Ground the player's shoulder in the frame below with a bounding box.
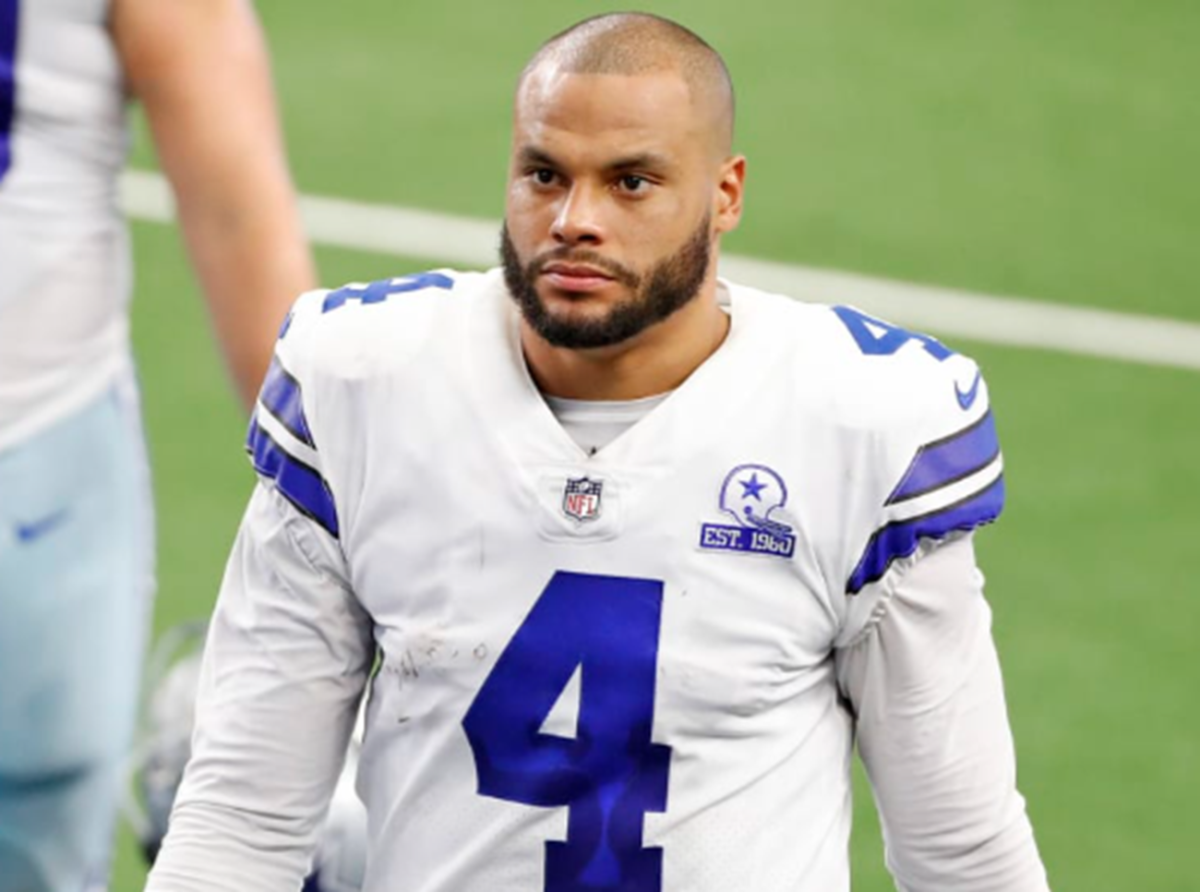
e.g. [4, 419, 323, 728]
[729, 284, 1004, 607]
[825, 302, 990, 438]
[731, 282, 991, 437]
[247, 268, 495, 538]
[277, 268, 493, 380]
[805, 303, 1001, 599]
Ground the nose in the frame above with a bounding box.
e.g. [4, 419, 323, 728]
[550, 183, 604, 246]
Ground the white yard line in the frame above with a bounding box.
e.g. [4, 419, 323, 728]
[122, 170, 1200, 372]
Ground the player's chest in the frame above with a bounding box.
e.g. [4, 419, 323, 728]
[341, 417, 841, 736]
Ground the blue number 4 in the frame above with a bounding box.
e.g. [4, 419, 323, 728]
[833, 305, 954, 361]
[1, 0, 19, 182]
[321, 271, 453, 313]
[462, 572, 672, 892]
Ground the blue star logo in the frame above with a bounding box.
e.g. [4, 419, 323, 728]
[740, 473, 768, 501]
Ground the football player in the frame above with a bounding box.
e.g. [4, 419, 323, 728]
[148, 13, 1050, 892]
[0, 0, 314, 888]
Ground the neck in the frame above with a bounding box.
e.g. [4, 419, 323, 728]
[520, 278, 730, 400]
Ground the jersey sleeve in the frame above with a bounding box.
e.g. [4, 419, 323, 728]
[244, 289, 342, 539]
[830, 309, 1005, 646]
[836, 537, 1050, 891]
[849, 372, 1002, 595]
[818, 310, 1047, 887]
[148, 291, 374, 890]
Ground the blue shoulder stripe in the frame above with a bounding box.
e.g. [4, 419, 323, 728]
[258, 357, 314, 447]
[246, 418, 339, 537]
[0, 0, 17, 180]
[848, 474, 1005, 594]
[887, 410, 999, 505]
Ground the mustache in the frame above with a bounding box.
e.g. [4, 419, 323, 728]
[529, 247, 640, 289]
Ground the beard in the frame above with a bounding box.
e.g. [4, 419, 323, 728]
[500, 214, 713, 350]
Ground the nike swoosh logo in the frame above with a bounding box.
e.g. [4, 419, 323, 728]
[955, 370, 983, 410]
[15, 508, 69, 543]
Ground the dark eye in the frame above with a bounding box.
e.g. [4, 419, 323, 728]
[618, 175, 648, 193]
[531, 168, 557, 186]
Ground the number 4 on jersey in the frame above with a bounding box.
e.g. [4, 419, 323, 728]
[833, 305, 954, 361]
[462, 572, 671, 892]
[321, 271, 453, 313]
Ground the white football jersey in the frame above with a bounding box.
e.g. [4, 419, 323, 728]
[0, 0, 131, 449]
[161, 268, 1011, 892]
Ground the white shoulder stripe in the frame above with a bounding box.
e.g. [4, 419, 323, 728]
[254, 403, 320, 469]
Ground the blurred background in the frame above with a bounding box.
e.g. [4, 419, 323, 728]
[117, 1, 1199, 888]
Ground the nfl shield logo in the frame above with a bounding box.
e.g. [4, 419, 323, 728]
[562, 476, 604, 522]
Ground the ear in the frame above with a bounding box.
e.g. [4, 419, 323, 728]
[713, 155, 746, 235]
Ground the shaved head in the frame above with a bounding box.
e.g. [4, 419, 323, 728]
[503, 14, 746, 377]
[519, 13, 735, 156]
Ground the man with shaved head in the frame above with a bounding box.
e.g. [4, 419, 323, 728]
[148, 13, 1050, 892]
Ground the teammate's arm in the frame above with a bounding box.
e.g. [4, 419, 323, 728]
[837, 536, 1051, 891]
[111, 0, 315, 409]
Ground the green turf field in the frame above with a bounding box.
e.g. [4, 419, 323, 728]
[113, 1, 1199, 889]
